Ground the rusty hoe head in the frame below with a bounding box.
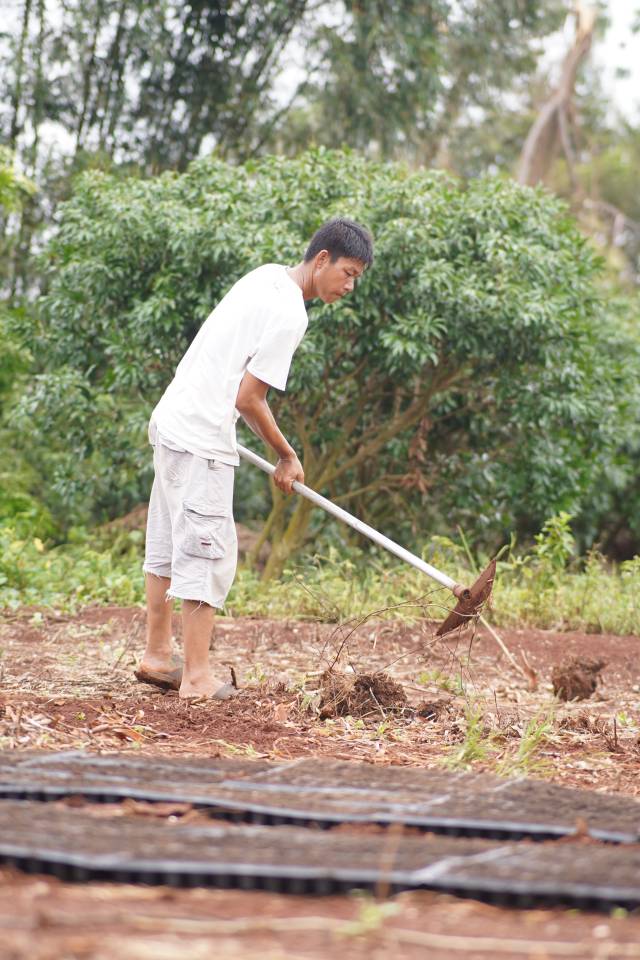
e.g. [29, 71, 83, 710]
[436, 558, 497, 638]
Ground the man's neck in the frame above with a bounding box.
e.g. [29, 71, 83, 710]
[286, 261, 316, 300]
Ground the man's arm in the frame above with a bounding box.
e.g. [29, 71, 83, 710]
[235, 371, 304, 494]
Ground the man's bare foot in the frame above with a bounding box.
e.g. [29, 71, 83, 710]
[135, 652, 183, 691]
[138, 652, 176, 675]
[179, 670, 236, 700]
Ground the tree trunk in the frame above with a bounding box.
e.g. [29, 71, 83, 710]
[261, 495, 315, 581]
[144, 5, 199, 170]
[517, 3, 596, 187]
[245, 484, 287, 568]
[105, 4, 141, 155]
[9, 0, 33, 148]
[97, 0, 128, 153]
[75, 0, 104, 152]
[257, 378, 454, 580]
[10, 0, 45, 298]
[27, 0, 46, 175]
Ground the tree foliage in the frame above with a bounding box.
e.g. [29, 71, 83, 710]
[0, 148, 51, 537]
[10, 150, 638, 569]
[1, 0, 308, 169]
[0, 147, 35, 210]
[0, 0, 309, 294]
[272, 0, 566, 164]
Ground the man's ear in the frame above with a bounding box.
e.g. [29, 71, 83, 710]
[314, 249, 330, 269]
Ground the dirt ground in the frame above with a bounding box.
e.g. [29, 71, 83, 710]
[1, 604, 640, 958]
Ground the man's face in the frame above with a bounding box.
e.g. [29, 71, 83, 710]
[313, 252, 366, 303]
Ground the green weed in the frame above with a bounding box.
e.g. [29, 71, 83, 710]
[208, 739, 263, 759]
[0, 525, 144, 611]
[339, 894, 400, 937]
[374, 720, 391, 738]
[1, 514, 639, 636]
[418, 668, 461, 694]
[446, 703, 499, 770]
[495, 712, 554, 777]
[244, 663, 268, 685]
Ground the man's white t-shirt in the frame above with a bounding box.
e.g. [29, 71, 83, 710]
[150, 264, 308, 465]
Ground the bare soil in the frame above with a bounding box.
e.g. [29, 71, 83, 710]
[1, 604, 640, 958]
[5, 867, 640, 960]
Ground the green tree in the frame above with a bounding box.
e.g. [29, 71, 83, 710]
[1, 0, 309, 169]
[0, 146, 36, 293]
[0, 147, 35, 210]
[0, 0, 309, 295]
[11, 150, 638, 569]
[0, 149, 53, 538]
[0, 147, 36, 399]
[273, 0, 566, 164]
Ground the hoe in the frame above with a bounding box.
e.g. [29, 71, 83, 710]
[238, 445, 495, 637]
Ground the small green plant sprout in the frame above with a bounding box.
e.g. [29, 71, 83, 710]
[373, 720, 390, 739]
[620, 555, 640, 623]
[496, 711, 554, 777]
[446, 703, 498, 769]
[289, 671, 312, 693]
[418, 668, 457, 693]
[244, 663, 267, 685]
[610, 907, 628, 920]
[615, 711, 634, 730]
[534, 512, 575, 571]
[339, 892, 400, 937]
[298, 690, 318, 714]
[339, 717, 365, 737]
[208, 739, 262, 759]
[620, 555, 640, 579]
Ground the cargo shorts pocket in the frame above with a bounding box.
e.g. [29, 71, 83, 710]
[183, 501, 227, 560]
[164, 447, 190, 487]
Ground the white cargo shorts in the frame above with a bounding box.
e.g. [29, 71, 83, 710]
[143, 429, 238, 609]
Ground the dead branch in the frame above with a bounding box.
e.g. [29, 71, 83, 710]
[517, 4, 597, 187]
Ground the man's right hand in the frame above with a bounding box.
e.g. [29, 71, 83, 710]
[274, 455, 304, 494]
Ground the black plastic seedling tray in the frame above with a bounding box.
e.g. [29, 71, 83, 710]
[1, 752, 638, 844]
[1, 800, 640, 910]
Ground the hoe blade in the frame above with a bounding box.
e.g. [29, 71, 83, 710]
[436, 558, 497, 638]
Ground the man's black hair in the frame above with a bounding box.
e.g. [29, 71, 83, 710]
[304, 217, 373, 266]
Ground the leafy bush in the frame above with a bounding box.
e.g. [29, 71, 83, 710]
[6, 149, 640, 566]
[0, 526, 144, 609]
[0, 311, 59, 540]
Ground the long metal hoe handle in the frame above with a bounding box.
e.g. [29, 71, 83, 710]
[237, 444, 459, 594]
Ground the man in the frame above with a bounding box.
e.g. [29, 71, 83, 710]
[136, 217, 374, 699]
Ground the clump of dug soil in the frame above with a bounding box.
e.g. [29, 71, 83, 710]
[319, 670, 408, 719]
[415, 698, 451, 721]
[551, 657, 606, 702]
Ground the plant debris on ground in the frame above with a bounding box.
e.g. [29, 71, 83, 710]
[1, 606, 638, 793]
[1, 604, 640, 958]
[318, 670, 408, 719]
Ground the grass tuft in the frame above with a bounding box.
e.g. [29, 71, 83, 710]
[446, 703, 499, 770]
[495, 712, 554, 777]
